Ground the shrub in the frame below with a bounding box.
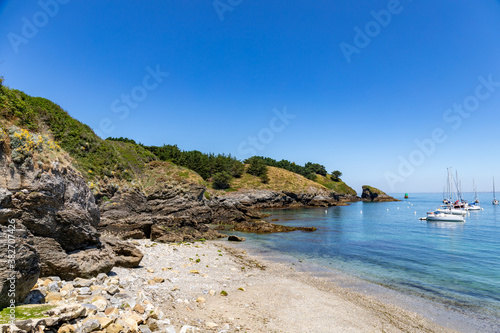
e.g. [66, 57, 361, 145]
[212, 171, 232, 189]
[331, 170, 342, 181]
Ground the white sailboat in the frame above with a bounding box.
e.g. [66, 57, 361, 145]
[468, 179, 482, 211]
[493, 177, 499, 205]
[473, 179, 480, 204]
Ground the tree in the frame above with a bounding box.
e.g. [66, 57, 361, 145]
[246, 156, 266, 176]
[212, 171, 232, 189]
[331, 170, 342, 181]
[305, 162, 327, 176]
[260, 171, 270, 184]
[246, 156, 269, 184]
[231, 160, 245, 178]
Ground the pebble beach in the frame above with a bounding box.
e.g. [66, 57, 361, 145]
[10, 238, 462, 333]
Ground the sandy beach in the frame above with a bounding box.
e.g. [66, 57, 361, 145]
[111, 239, 457, 333]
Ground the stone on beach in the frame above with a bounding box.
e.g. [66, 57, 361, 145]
[228, 235, 245, 242]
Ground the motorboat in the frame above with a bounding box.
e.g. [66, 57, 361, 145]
[426, 211, 465, 222]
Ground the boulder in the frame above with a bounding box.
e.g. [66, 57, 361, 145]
[228, 235, 245, 242]
[101, 237, 144, 268]
[34, 237, 114, 280]
[0, 224, 40, 308]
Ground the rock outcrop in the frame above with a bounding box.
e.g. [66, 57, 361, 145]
[0, 223, 40, 309]
[98, 185, 346, 240]
[0, 137, 143, 302]
[361, 185, 399, 202]
[0, 157, 115, 279]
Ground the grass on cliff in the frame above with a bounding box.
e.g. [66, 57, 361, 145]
[0, 304, 55, 324]
[140, 161, 205, 195]
[0, 85, 156, 182]
[315, 175, 357, 195]
[211, 166, 328, 194]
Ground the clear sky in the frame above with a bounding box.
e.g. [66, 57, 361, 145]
[1, 0, 500, 194]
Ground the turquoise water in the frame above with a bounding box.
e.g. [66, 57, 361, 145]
[230, 193, 500, 330]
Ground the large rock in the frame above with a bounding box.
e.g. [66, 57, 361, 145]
[99, 188, 153, 239]
[101, 237, 144, 268]
[0, 223, 40, 309]
[34, 237, 114, 280]
[361, 185, 399, 202]
[0, 147, 113, 283]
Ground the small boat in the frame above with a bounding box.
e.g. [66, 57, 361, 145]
[493, 177, 499, 205]
[426, 211, 465, 222]
[467, 204, 482, 211]
[472, 179, 479, 204]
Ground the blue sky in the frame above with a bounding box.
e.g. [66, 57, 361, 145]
[1, 0, 500, 194]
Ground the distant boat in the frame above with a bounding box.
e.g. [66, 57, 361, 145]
[493, 177, 499, 205]
[404, 193, 409, 199]
[473, 179, 480, 204]
[469, 179, 482, 211]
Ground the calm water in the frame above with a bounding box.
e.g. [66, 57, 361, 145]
[229, 193, 500, 331]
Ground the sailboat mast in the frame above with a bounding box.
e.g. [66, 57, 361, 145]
[494, 177, 496, 199]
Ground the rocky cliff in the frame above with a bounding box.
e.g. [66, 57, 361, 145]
[0, 126, 143, 308]
[98, 179, 358, 241]
[361, 185, 399, 202]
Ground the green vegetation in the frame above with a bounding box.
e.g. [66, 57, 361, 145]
[222, 165, 327, 193]
[120, 142, 245, 181]
[212, 171, 232, 189]
[0, 83, 356, 195]
[243, 156, 331, 181]
[362, 185, 386, 195]
[331, 170, 342, 181]
[0, 85, 156, 182]
[246, 156, 269, 184]
[0, 304, 55, 324]
[316, 174, 357, 195]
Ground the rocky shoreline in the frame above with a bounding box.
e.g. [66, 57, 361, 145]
[98, 185, 359, 242]
[1, 239, 457, 333]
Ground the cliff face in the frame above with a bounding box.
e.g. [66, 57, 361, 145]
[0, 127, 143, 308]
[361, 185, 399, 202]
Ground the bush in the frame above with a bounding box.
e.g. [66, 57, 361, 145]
[331, 170, 342, 181]
[212, 171, 232, 189]
[246, 157, 269, 184]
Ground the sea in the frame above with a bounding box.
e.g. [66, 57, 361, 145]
[226, 193, 500, 332]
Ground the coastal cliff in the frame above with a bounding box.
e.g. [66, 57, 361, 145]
[0, 125, 143, 307]
[0, 85, 361, 309]
[361, 185, 399, 202]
